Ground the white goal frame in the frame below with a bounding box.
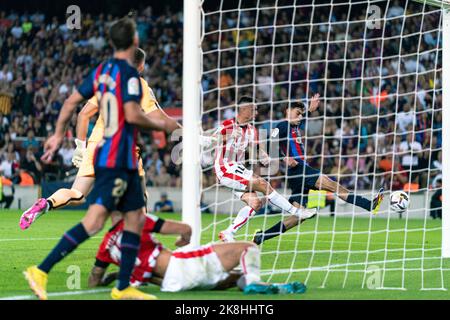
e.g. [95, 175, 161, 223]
[183, 0, 450, 255]
[182, 0, 202, 246]
[442, 7, 450, 258]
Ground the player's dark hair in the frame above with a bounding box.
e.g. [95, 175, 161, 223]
[134, 47, 146, 66]
[238, 96, 254, 105]
[284, 101, 306, 115]
[109, 17, 136, 51]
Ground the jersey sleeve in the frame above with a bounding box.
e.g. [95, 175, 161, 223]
[299, 120, 306, 131]
[276, 121, 289, 157]
[276, 121, 289, 139]
[122, 67, 142, 104]
[77, 67, 98, 100]
[140, 78, 159, 114]
[143, 214, 165, 233]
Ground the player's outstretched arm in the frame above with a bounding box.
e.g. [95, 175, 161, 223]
[55, 90, 86, 139]
[158, 220, 192, 247]
[258, 144, 271, 166]
[147, 107, 181, 133]
[88, 265, 112, 287]
[71, 100, 99, 167]
[76, 101, 98, 141]
[41, 90, 85, 162]
[124, 101, 167, 132]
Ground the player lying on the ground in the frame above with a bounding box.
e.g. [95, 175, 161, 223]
[216, 96, 317, 243]
[19, 47, 181, 230]
[253, 97, 384, 245]
[24, 17, 168, 300]
[88, 213, 306, 295]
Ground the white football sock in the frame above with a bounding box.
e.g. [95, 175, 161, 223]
[226, 206, 255, 234]
[240, 245, 261, 285]
[267, 190, 297, 215]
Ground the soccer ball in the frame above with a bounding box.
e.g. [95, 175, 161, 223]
[390, 191, 409, 213]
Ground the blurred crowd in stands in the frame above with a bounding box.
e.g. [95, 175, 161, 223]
[0, 6, 182, 186]
[0, 1, 443, 204]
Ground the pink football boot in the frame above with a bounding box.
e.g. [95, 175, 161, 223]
[19, 198, 48, 230]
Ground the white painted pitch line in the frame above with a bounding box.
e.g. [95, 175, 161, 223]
[0, 236, 103, 242]
[0, 288, 111, 300]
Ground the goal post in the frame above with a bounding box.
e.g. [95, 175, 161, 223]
[442, 7, 450, 258]
[413, 0, 450, 259]
[182, 0, 202, 246]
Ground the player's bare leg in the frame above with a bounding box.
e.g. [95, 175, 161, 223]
[20, 176, 95, 230]
[314, 174, 384, 214]
[81, 204, 110, 235]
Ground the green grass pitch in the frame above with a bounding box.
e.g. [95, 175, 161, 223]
[0, 210, 449, 300]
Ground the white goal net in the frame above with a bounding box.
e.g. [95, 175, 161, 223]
[196, 0, 449, 291]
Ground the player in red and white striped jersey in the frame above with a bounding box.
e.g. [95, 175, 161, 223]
[213, 96, 317, 242]
[89, 214, 306, 294]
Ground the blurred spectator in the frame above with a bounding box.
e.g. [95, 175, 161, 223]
[0, 178, 14, 209]
[152, 130, 167, 158]
[387, 0, 405, 18]
[10, 20, 23, 38]
[21, 146, 42, 183]
[0, 152, 20, 184]
[0, 80, 13, 114]
[58, 139, 74, 169]
[146, 152, 163, 174]
[399, 132, 422, 175]
[145, 165, 157, 187]
[396, 104, 415, 133]
[88, 30, 106, 51]
[154, 192, 174, 213]
[22, 129, 39, 149]
[0, 65, 13, 82]
[153, 166, 171, 187]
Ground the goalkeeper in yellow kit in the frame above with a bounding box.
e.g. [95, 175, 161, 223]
[19, 48, 181, 230]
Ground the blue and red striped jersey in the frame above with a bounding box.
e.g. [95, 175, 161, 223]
[77, 58, 142, 170]
[277, 120, 306, 162]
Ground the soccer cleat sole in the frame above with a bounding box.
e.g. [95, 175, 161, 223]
[23, 270, 47, 300]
